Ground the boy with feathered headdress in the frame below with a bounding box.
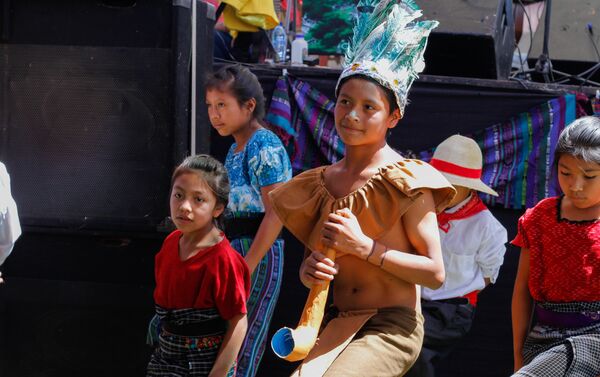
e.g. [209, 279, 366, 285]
[269, 1, 455, 375]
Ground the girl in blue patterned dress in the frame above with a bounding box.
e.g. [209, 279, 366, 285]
[205, 64, 292, 377]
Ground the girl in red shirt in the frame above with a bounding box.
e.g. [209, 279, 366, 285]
[147, 155, 250, 377]
[511, 116, 600, 377]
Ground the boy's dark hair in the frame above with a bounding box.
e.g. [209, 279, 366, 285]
[172, 154, 230, 225]
[205, 64, 266, 121]
[555, 116, 600, 165]
[336, 75, 399, 115]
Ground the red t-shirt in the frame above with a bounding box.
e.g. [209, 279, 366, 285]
[512, 197, 600, 302]
[154, 230, 250, 320]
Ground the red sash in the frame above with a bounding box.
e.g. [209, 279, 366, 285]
[437, 194, 487, 233]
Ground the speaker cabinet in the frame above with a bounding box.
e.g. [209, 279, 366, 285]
[0, 0, 214, 233]
[420, 0, 515, 80]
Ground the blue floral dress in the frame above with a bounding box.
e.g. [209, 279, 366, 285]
[225, 128, 292, 377]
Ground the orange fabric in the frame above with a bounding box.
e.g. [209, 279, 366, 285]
[269, 159, 456, 253]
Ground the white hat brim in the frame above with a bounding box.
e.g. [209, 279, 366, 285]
[441, 172, 498, 196]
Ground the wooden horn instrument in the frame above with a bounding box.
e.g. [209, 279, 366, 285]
[271, 247, 336, 361]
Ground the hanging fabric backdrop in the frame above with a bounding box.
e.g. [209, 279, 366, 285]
[265, 75, 577, 209]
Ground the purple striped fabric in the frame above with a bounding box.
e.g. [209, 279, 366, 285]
[264, 76, 577, 209]
[419, 94, 576, 209]
[265, 75, 344, 173]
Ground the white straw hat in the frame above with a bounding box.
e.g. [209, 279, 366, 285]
[430, 135, 498, 196]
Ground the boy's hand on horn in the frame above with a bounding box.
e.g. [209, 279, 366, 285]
[300, 250, 338, 287]
[322, 208, 372, 261]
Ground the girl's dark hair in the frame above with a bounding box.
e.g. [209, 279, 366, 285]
[172, 154, 230, 226]
[554, 116, 600, 165]
[336, 75, 399, 115]
[205, 64, 266, 120]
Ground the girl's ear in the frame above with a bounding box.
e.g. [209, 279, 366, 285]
[388, 108, 402, 129]
[244, 98, 257, 114]
[213, 202, 225, 219]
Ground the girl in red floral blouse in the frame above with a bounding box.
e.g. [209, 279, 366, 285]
[511, 116, 600, 377]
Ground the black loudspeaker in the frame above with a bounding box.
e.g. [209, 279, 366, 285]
[419, 0, 515, 80]
[0, 0, 214, 233]
[530, 0, 600, 63]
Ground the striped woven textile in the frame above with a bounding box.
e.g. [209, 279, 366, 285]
[265, 76, 578, 209]
[147, 307, 234, 377]
[417, 94, 576, 209]
[229, 236, 284, 377]
[266, 75, 344, 173]
[264, 75, 296, 141]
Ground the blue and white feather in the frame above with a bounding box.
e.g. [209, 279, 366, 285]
[337, 0, 438, 116]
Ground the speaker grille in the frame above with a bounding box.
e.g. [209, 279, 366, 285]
[1, 44, 172, 230]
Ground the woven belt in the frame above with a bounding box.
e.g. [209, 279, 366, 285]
[535, 305, 600, 328]
[162, 317, 227, 336]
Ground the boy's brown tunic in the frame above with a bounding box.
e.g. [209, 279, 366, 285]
[269, 159, 455, 376]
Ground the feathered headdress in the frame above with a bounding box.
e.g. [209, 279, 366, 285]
[336, 0, 438, 116]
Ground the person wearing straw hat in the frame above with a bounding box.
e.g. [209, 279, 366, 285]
[405, 135, 507, 377]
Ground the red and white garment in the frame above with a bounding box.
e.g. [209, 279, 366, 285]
[422, 193, 507, 302]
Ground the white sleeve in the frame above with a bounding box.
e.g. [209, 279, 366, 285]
[475, 214, 507, 284]
[0, 163, 21, 266]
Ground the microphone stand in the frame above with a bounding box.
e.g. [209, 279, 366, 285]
[534, 0, 553, 82]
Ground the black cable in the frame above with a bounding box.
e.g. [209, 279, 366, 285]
[509, 76, 531, 90]
[513, 43, 526, 77]
[215, 31, 236, 61]
[215, 3, 226, 21]
[587, 23, 600, 60]
[517, 0, 534, 63]
[508, 1, 531, 78]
